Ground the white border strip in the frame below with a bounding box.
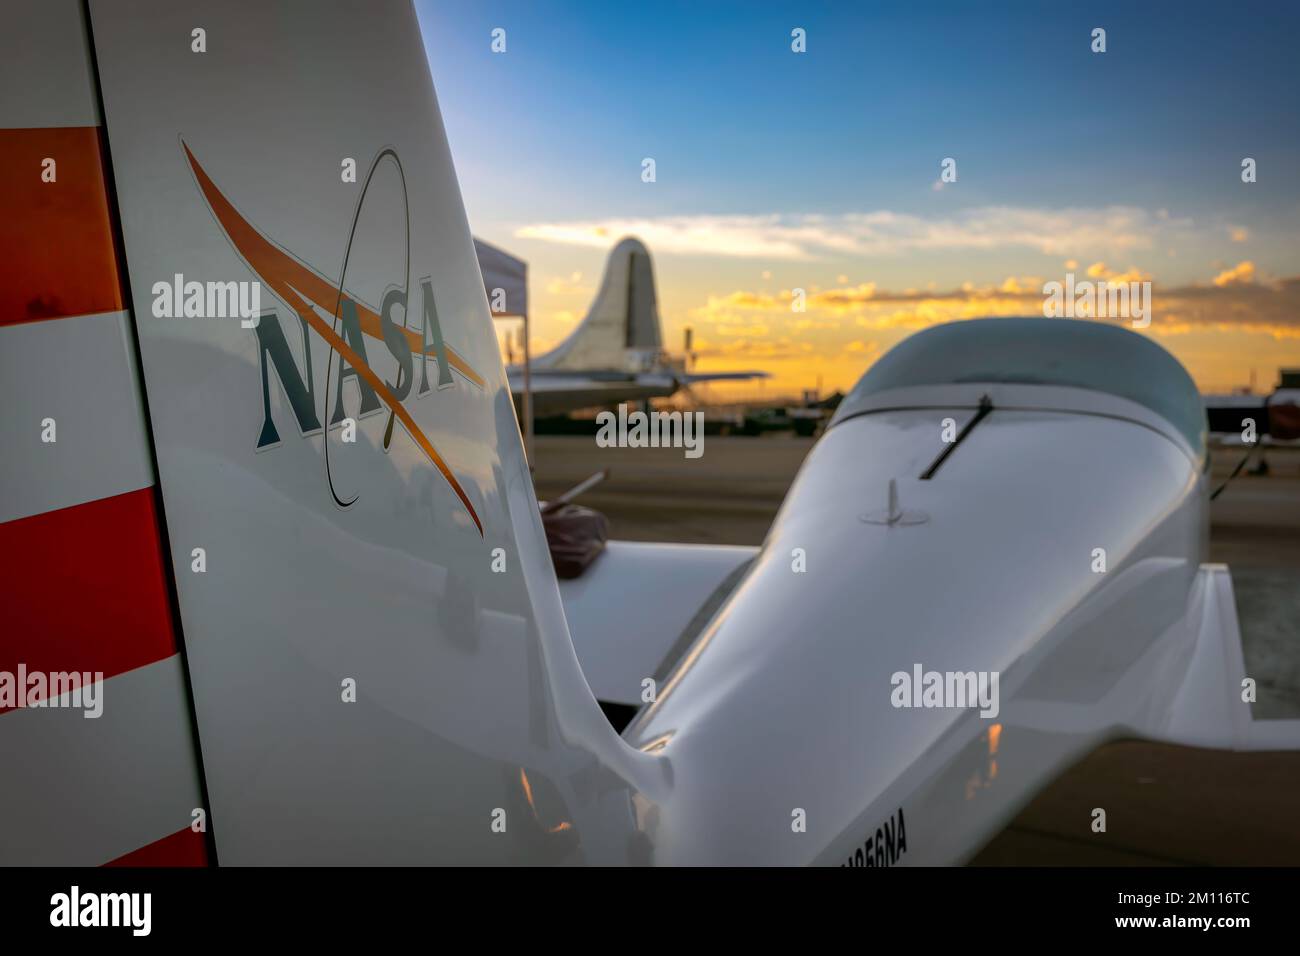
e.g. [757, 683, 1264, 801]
[0, 310, 155, 524]
[0, 655, 204, 865]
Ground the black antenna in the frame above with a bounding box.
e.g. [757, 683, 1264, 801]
[919, 395, 993, 480]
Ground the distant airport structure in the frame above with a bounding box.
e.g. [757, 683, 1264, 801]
[476, 236, 768, 419]
[1204, 368, 1300, 441]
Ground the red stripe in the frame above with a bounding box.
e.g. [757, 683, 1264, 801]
[0, 488, 178, 714]
[104, 826, 210, 867]
[0, 127, 124, 326]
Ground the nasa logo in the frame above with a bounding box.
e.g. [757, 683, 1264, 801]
[182, 143, 484, 534]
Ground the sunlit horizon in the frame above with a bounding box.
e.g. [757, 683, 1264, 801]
[419, 0, 1300, 399]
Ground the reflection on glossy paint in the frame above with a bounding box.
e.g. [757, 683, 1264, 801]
[639, 732, 674, 755]
[624, 554, 763, 740]
[519, 768, 572, 834]
[965, 722, 1003, 801]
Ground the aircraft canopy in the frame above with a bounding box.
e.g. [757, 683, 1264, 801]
[843, 317, 1207, 457]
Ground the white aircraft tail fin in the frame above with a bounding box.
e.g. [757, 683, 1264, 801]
[73, 0, 660, 866]
[535, 236, 663, 371]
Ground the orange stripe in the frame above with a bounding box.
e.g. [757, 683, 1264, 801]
[0, 127, 124, 326]
[0, 489, 178, 715]
[182, 143, 484, 535]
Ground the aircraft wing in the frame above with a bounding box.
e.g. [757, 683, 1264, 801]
[506, 368, 770, 415]
[1148, 564, 1300, 752]
[1204, 393, 1268, 435]
[557, 541, 756, 707]
[679, 371, 771, 383]
[506, 369, 679, 415]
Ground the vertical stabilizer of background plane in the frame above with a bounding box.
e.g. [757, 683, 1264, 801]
[535, 236, 663, 372]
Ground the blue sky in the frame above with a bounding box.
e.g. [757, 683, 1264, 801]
[417, 1, 1300, 392]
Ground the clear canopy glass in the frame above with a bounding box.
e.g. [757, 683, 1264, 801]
[841, 317, 1207, 457]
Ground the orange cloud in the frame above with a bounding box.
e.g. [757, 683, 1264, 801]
[667, 272, 1300, 399]
[999, 276, 1044, 294]
[1084, 262, 1151, 283]
[1213, 261, 1255, 287]
[692, 272, 1300, 341]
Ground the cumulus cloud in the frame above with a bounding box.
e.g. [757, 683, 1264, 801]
[811, 283, 878, 309]
[688, 272, 1300, 340]
[543, 272, 591, 296]
[516, 206, 1187, 261]
[714, 322, 771, 337]
[1082, 262, 1152, 283]
[999, 276, 1044, 294]
[692, 336, 816, 360]
[1213, 260, 1255, 287]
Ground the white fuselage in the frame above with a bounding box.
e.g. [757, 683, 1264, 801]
[625, 382, 1207, 864]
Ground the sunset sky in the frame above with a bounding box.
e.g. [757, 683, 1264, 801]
[418, 0, 1300, 398]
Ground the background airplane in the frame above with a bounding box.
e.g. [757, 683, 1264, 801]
[497, 236, 768, 416]
[1204, 370, 1300, 443]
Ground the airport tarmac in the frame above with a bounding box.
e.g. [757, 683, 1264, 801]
[531, 434, 1300, 865]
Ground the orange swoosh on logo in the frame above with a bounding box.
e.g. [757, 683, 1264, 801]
[182, 142, 483, 536]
